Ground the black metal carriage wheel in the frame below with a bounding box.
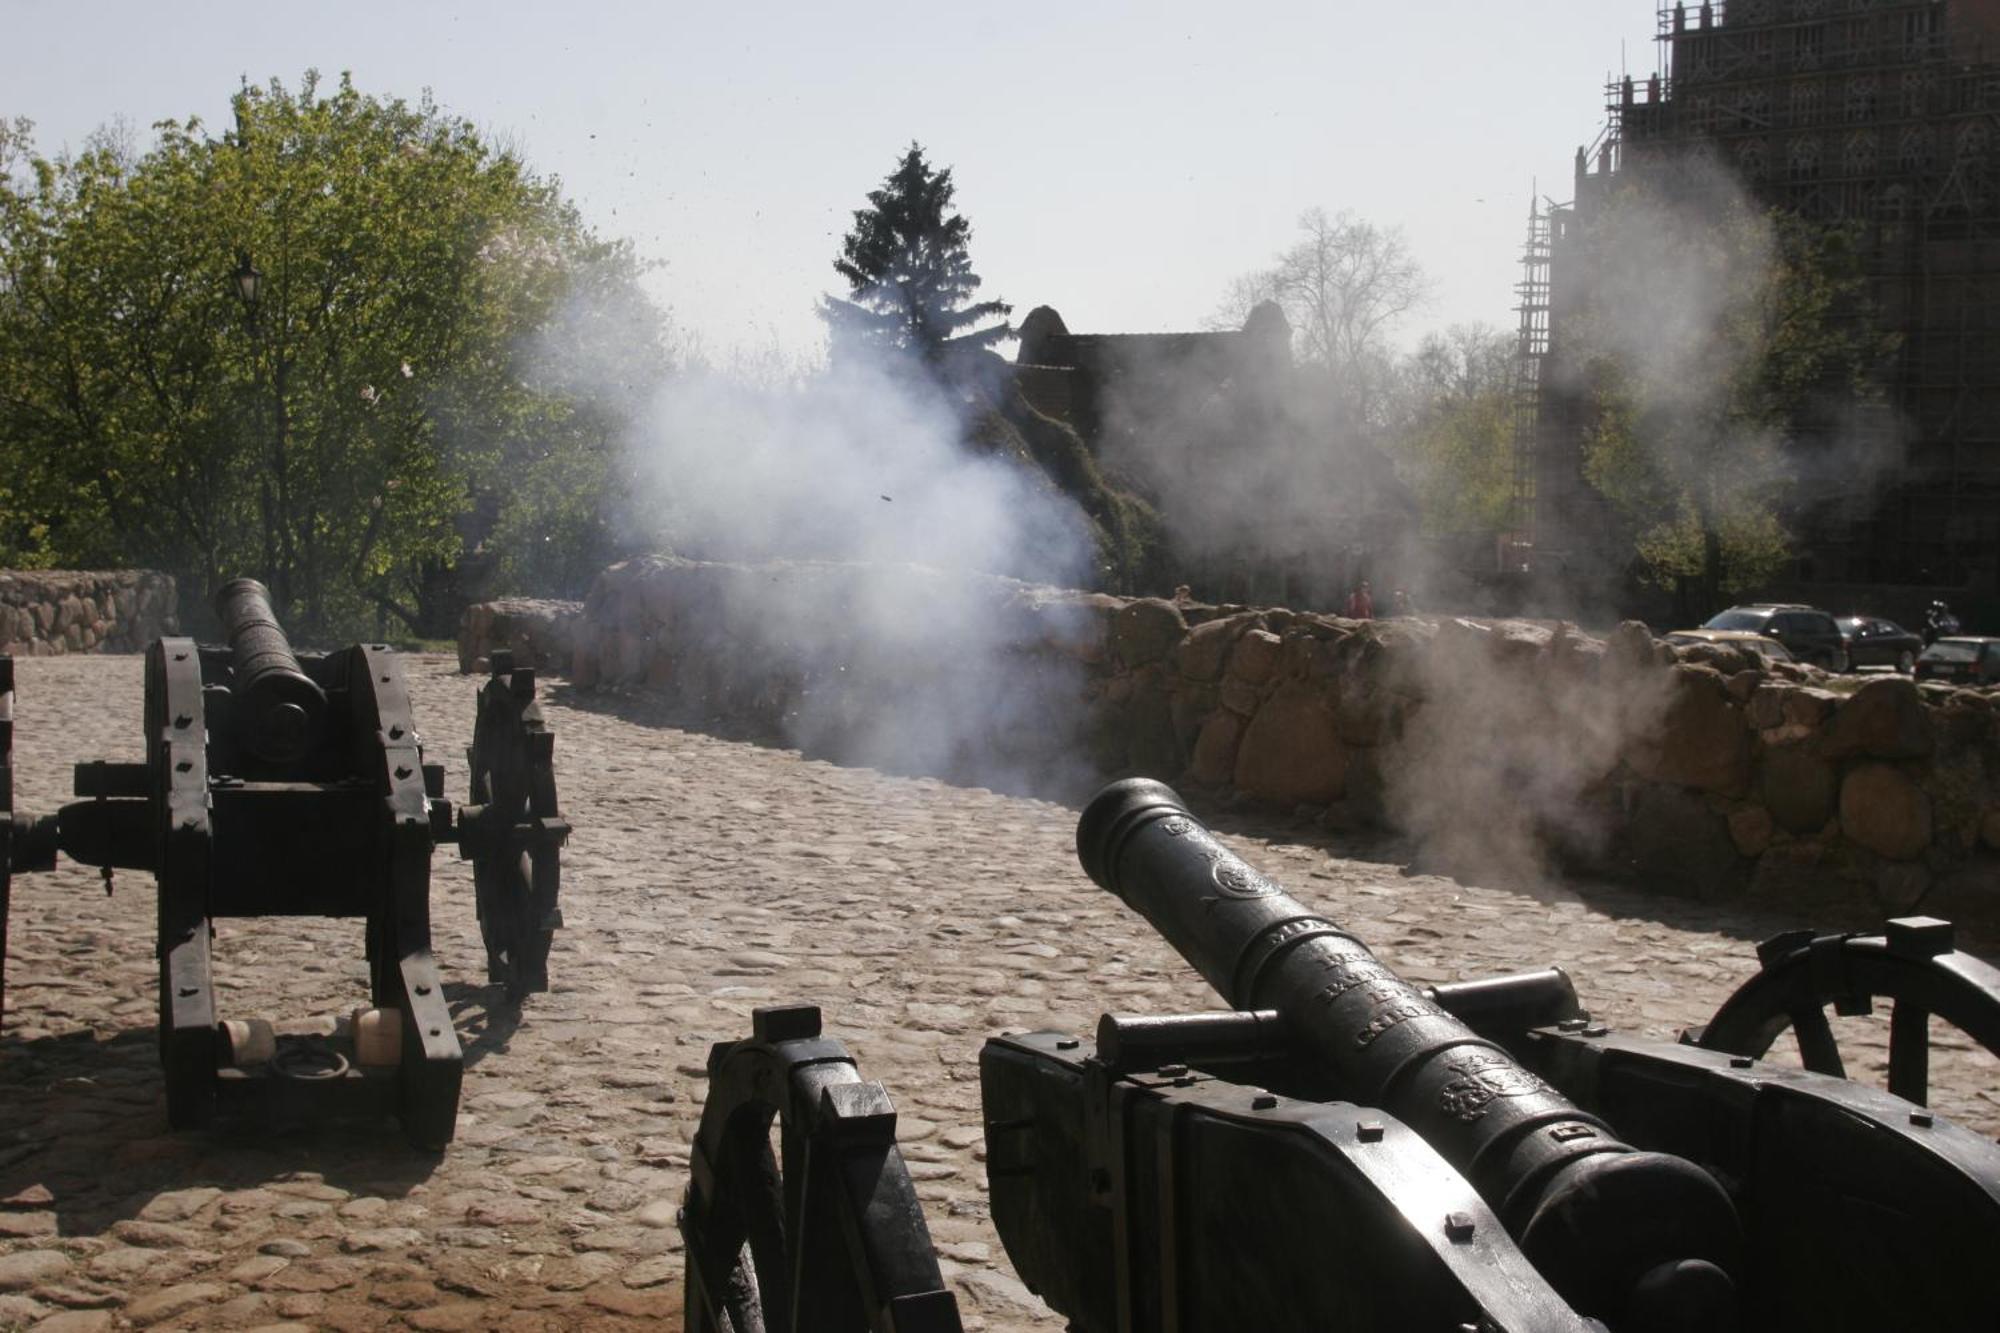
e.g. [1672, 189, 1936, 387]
[1698, 916, 2000, 1110]
[466, 663, 562, 1002]
[681, 1006, 963, 1333]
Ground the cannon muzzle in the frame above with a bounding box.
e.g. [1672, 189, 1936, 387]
[1078, 777, 1742, 1331]
[214, 578, 325, 763]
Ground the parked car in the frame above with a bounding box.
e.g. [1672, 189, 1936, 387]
[1699, 605, 1846, 669]
[1915, 636, 2000, 686]
[1836, 616, 1924, 673]
[1665, 629, 1796, 665]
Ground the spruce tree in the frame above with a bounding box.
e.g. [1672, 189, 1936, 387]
[823, 143, 1011, 364]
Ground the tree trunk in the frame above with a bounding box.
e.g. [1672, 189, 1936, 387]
[272, 355, 306, 631]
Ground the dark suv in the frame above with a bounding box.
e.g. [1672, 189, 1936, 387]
[1700, 604, 1846, 670]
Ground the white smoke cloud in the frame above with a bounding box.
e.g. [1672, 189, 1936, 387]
[1376, 619, 1675, 889]
[1093, 345, 1421, 609]
[624, 357, 1089, 584]
[610, 345, 1101, 792]
[1551, 154, 1903, 583]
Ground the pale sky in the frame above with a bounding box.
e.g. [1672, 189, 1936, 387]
[7, 1, 1663, 364]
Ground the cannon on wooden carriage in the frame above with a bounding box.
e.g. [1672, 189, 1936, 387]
[680, 778, 2000, 1332]
[0, 579, 568, 1149]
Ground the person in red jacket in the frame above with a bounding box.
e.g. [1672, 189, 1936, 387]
[1345, 581, 1375, 620]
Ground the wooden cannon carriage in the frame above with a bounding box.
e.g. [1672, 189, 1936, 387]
[0, 579, 567, 1149]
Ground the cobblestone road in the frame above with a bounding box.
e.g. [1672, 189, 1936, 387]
[1, 654, 1995, 1331]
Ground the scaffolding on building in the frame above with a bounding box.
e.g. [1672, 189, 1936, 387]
[1536, 0, 2000, 588]
[1503, 196, 1554, 573]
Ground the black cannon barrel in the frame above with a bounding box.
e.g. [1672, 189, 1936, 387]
[213, 579, 325, 764]
[1077, 778, 1742, 1331]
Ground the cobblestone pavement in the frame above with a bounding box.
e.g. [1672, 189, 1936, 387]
[1, 654, 1996, 1331]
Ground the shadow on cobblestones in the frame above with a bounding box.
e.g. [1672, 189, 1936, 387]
[543, 676, 1827, 951]
[559, 675, 2000, 969]
[1190, 799, 1792, 943]
[542, 680, 1103, 804]
[541, 681, 788, 752]
[448, 982, 522, 1070]
[0, 1029, 441, 1241]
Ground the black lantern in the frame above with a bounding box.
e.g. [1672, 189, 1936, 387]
[233, 254, 262, 307]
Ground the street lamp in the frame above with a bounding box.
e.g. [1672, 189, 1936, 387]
[233, 253, 262, 309]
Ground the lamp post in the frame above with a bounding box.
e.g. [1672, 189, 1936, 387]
[233, 252, 284, 602]
[233, 253, 262, 310]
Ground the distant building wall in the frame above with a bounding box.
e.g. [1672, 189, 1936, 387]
[1011, 302, 1294, 453]
[1010, 302, 1423, 608]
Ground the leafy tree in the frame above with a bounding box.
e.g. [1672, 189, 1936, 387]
[1213, 207, 1428, 431]
[0, 73, 665, 635]
[481, 236, 673, 603]
[1561, 168, 1889, 612]
[822, 144, 1011, 366]
[966, 384, 1167, 594]
[813, 143, 1172, 589]
[1386, 324, 1517, 536]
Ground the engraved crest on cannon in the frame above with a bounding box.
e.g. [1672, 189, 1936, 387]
[1435, 1048, 1550, 1122]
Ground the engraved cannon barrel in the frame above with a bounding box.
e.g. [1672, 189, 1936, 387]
[1077, 778, 1743, 1330]
[213, 578, 325, 764]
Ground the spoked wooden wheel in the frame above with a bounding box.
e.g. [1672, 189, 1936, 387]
[463, 654, 565, 1002]
[1698, 916, 2000, 1110]
[681, 1005, 963, 1333]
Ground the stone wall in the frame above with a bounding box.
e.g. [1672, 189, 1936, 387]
[564, 556, 1115, 790]
[495, 557, 2000, 928]
[458, 597, 584, 674]
[0, 570, 178, 655]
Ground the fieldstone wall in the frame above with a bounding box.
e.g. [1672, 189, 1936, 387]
[0, 570, 178, 655]
[485, 557, 2000, 928]
[563, 556, 1114, 789]
[458, 597, 584, 674]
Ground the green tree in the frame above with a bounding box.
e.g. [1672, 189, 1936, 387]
[0, 73, 664, 635]
[1386, 323, 1517, 535]
[822, 144, 1010, 365]
[1563, 170, 1889, 613]
[1213, 207, 1427, 433]
[479, 236, 673, 604]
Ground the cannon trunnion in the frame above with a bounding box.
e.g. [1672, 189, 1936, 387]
[0, 582, 570, 1150]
